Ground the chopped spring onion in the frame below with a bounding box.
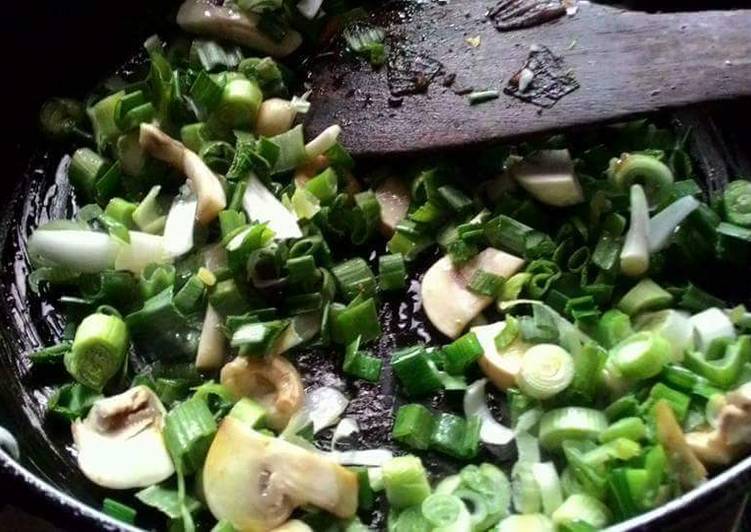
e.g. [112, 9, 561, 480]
[69, 148, 107, 201]
[532, 462, 564, 515]
[635, 309, 693, 362]
[343, 337, 383, 382]
[163, 191, 198, 258]
[393, 403, 435, 450]
[243, 174, 302, 239]
[610, 332, 671, 380]
[132, 186, 166, 234]
[517, 344, 575, 400]
[511, 461, 542, 514]
[378, 253, 407, 291]
[391, 346, 443, 397]
[620, 184, 650, 277]
[509, 149, 584, 208]
[463, 379, 514, 446]
[343, 22, 387, 66]
[552, 494, 611, 529]
[333, 297, 382, 345]
[214, 78, 263, 129]
[468, 90, 500, 105]
[608, 153, 674, 206]
[305, 125, 342, 159]
[65, 313, 128, 392]
[228, 397, 267, 429]
[332, 258, 377, 302]
[102, 498, 137, 525]
[723, 180, 751, 227]
[135, 484, 200, 521]
[305, 168, 338, 202]
[421, 494, 471, 530]
[430, 413, 481, 460]
[383, 455, 432, 509]
[648, 195, 700, 252]
[684, 336, 750, 388]
[467, 269, 504, 297]
[538, 407, 608, 451]
[497, 514, 555, 532]
[163, 397, 217, 475]
[443, 332, 484, 375]
[689, 307, 736, 352]
[616, 278, 673, 316]
[325, 448, 394, 467]
[599, 417, 647, 444]
[115, 231, 168, 275]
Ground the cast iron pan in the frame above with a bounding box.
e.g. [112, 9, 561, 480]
[2, 1, 751, 531]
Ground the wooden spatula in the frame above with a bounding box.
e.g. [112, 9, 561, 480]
[303, 1, 751, 157]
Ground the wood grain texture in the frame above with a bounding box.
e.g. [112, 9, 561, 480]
[304, 1, 751, 156]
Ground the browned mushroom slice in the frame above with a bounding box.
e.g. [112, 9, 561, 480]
[421, 248, 525, 339]
[203, 417, 358, 531]
[221, 356, 304, 432]
[71, 386, 174, 489]
[654, 400, 707, 488]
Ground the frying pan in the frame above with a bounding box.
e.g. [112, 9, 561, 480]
[2, 1, 751, 530]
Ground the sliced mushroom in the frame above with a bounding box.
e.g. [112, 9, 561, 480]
[654, 400, 707, 489]
[509, 149, 584, 207]
[139, 124, 226, 224]
[203, 416, 358, 531]
[687, 383, 751, 466]
[177, 0, 302, 58]
[71, 386, 174, 489]
[421, 248, 525, 339]
[221, 356, 304, 431]
[472, 321, 531, 390]
[196, 304, 226, 371]
[375, 177, 411, 236]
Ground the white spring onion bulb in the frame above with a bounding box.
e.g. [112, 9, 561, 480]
[305, 125, 341, 159]
[243, 174, 302, 240]
[27, 229, 119, 273]
[517, 344, 575, 400]
[497, 514, 555, 532]
[163, 191, 198, 258]
[256, 98, 299, 137]
[620, 184, 650, 277]
[690, 307, 736, 351]
[330, 418, 359, 450]
[610, 332, 670, 380]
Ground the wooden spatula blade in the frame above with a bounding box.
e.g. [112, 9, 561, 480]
[304, 1, 751, 157]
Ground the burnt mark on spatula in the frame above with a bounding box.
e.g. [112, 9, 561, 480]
[505, 45, 579, 108]
[487, 0, 567, 31]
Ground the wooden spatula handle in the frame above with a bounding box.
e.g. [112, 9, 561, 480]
[304, 2, 751, 156]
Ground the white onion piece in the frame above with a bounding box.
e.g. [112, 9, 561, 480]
[307, 387, 349, 433]
[196, 304, 226, 371]
[27, 230, 119, 273]
[243, 174, 302, 240]
[331, 418, 360, 450]
[0, 426, 19, 460]
[163, 192, 198, 258]
[273, 312, 321, 356]
[648, 195, 700, 252]
[324, 449, 393, 467]
[114, 232, 167, 274]
[297, 0, 324, 19]
[463, 379, 515, 446]
[305, 125, 341, 159]
[690, 308, 736, 351]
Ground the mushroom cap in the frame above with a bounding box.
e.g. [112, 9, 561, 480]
[71, 386, 174, 489]
[421, 248, 524, 339]
[203, 417, 358, 531]
[221, 356, 304, 432]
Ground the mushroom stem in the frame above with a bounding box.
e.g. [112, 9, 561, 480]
[177, 0, 303, 58]
[139, 124, 226, 224]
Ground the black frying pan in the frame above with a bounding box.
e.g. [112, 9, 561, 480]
[2, 1, 751, 531]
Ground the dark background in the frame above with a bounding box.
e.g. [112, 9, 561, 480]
[2, 0, 751, 530]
